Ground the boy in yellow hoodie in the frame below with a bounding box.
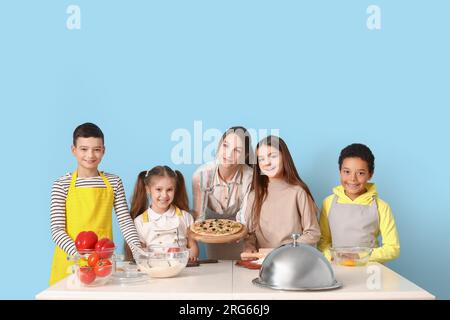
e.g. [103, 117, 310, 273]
[318, 143, 400, 263]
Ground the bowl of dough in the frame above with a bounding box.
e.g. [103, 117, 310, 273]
[134, 246, 189, 278]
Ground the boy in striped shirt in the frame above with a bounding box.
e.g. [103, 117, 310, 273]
[49, 122, 141, 285]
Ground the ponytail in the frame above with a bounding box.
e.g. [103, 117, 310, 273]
[130, 171, 150, 220]
[124, 171, 149, 261]
[173, 170, 189, 212]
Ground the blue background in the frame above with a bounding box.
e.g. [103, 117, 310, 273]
[0, 1, 449, 299]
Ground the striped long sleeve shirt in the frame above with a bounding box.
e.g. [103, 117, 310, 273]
[50, 172, 141, 256]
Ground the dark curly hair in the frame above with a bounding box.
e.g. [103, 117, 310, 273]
[338, 143, 375, 174]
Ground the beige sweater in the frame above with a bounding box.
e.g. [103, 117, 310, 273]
[244, 179, 321, 251]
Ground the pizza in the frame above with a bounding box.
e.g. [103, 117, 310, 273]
[190, 219, 243, 237]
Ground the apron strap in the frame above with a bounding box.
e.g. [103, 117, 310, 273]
[330, 194, 339, 210]
[199, 168, 214, 221]
[371, 196, 378, 209]
[99, 171, 113, 190]
[175, 207, 187, 235]
[69, 171, 78, 192]
[142, 210, 149, 223]
[69, 170, 112, 191]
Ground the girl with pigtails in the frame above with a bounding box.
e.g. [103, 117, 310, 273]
[124, 166, 199, 261]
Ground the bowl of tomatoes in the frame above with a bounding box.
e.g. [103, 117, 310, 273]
[73, 231, 116, 286]
[73, 249, 115, 286]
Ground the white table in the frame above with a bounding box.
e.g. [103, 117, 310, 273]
[36, 262, 434, 300]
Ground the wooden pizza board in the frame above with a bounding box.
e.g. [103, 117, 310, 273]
[189, 225, 248, 244]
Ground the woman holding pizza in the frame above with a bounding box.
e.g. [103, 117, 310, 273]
[192, 126, 254, 260]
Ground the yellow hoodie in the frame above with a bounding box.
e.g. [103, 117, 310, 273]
[318, 183, 400, 263]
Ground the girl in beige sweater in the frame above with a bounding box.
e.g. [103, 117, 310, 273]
[243, 136, 320, 254]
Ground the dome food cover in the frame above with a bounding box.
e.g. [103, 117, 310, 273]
[252, 234, 342, 291]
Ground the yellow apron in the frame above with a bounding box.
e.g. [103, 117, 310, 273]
[49, 171, 114, 285]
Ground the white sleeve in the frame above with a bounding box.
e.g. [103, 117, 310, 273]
[183, 211, 194, 227]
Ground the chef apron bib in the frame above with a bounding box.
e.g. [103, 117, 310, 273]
[49, 171, 114, 285]
[328, 195, 379, 248]
[199, 167, 244, 260]
[142, 206, 187, 248]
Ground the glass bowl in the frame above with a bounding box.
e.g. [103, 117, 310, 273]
[134, 246, 189, 278]
[112, 259, 149, 286]
[71, 249, 115, 287]
[330, 247, 373, 267]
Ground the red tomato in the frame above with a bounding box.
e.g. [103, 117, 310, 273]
[95, 238, 115, 259]
[75, 231, 98, 252]
[79, 266, 96, 284]
[94, 259, 112, 277]
[87, 252, 100, 268]
[168, 247, 181, 253]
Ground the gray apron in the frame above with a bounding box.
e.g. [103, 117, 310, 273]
[199, 167, 244, 260]
[328, 195, 379, 248]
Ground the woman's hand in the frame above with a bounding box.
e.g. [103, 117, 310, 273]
[240, 250, 259, 261]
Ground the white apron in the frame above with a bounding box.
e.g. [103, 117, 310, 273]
[142, 207, 188, 248]
[328, 195, 380, 248]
